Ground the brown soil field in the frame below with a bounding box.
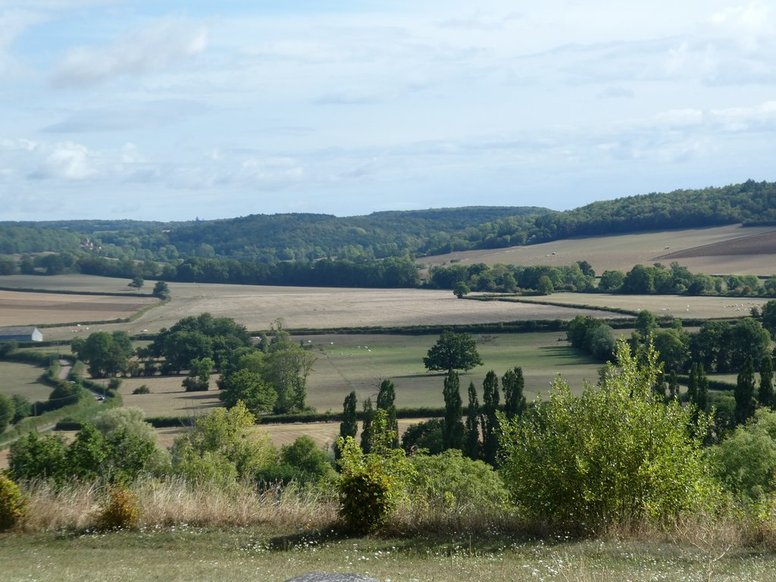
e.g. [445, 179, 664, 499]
[0, 289, 158, 327]
[420, 224, 776, 276]
[17, 279, 620, 341]
[509, 293, 771, 319]
[657, 230, 776, 258]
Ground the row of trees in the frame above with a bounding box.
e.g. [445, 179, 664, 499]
[431, 259, 776, 298]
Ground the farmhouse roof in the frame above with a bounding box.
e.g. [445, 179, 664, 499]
[0, 326, 41, 336]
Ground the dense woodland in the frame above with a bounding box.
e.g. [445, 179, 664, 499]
[1, 180, 774, 265]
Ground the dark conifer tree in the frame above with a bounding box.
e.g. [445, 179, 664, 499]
[442, 370, 464, 450]
[480, 370, 500, 466]
[337, 391, 358, 459]
[758, 355, 774, 408]
[464, 381, 480, 460]
[376, 379, 399, 448]
[735, 356, 757, 425]
[502, 367, 526, 420]
[360, 397, 374, 453]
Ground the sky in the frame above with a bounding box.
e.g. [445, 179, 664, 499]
[2, 1, 776, 221]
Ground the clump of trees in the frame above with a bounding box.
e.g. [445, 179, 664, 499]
[71, 331, 134, 378]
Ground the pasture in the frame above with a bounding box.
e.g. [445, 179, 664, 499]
[0, 361, 52, 402]
[504, 293, 770, 319]
[0, 289, 158, 328]
[420, 224, 776, 276]
[303, 332, 602, 411]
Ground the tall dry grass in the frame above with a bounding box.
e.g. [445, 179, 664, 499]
[20, 478, 338, 532]
[16, 476, 776, 556]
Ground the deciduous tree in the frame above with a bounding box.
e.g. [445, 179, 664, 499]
[423, 331, 482, 373]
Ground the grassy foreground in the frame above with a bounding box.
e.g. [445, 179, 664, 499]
[2, 479, 774, 582]
[3, 527, 776, 581]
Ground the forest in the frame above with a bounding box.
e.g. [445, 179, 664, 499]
[1, 180, 774, 265]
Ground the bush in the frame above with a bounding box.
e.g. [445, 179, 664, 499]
[499, 342, 717, 533]
[337, 437, 412, 534]
[0, 475, 27, 531]
[132, 385, 151, 395]
[710, 409, 776, 501]
[97, 486, 139, 530]
[409, 449, 509, 513]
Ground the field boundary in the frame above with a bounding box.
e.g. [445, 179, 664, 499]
[0, 285, 155, 298]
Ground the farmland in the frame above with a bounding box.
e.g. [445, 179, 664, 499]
[0, 274, 622, 341]
[106, 332, 601, 421]
[0, 361, 52, 402]
[0, 289, 158, 327]
[498, 292, 770, 319]
[420, 224, 776, 276]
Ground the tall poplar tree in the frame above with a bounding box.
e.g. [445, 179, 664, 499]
[337, 391, 358, 459]
[360, 397, 374, 453]
[503, 366, 526, 420]
[464, 381, 480, 460]
[735, 356, 757, 425]
[376, 379, 399, 449]
[758, 356, 774, 408]
[442, 370, 464, 450]
[480, 370, 500, 466]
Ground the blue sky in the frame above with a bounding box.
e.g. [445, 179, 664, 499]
[2, 1, 776, 221]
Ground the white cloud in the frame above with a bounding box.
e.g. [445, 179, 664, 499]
[30, 141, 96, 180]
[52, 18, 208, 86]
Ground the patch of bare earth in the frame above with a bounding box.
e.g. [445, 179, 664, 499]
[0, 290, 158, 327]
[657, 230, 776, 258]
[420, 224, 776, 276]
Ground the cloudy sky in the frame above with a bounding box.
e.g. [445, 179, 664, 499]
[2, 1, 776, 221]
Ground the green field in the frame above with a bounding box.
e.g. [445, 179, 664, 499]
[0, 361, 52, 402]
[301, 332, 602, 412]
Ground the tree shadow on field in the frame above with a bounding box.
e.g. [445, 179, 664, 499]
[176, 392, 220, 401]
[267, 528, 350, 552]
[394, 372, 446, 379]
[537, 345, 597, 365]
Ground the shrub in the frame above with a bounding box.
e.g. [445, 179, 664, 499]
[9, 432, 68, 482]
[336, 437, 412, 534]
[0, 475, 27, 531]
[132, 385, 151, 395]
[409, 449, 509, 513]
[710, 409, 776, 501]
[97, 486, 139, 530]
[499, 341, 717, 533]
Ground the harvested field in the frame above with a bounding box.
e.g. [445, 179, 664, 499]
[254, 418, 430, 449]
[27, 278, 620, 340]
[507, 293, 770, 319]
[420, 224, 776, 276]
[115, 376, 222, 419]
[0, 361, 52, 401]
[0, 289, 158, 327]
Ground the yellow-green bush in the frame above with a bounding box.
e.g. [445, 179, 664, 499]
[97, 486, 139, 530]
[0, 474, 27, 531]
[337, 437, 412, 534]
